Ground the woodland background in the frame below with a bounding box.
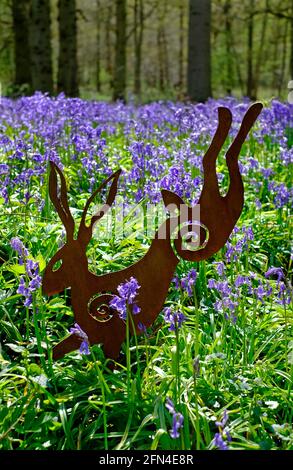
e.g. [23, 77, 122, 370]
[0, 0, 292, 103]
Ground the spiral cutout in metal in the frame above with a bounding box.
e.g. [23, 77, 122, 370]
[88, 293, 115, 322]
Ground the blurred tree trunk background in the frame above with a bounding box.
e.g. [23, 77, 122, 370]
[0, 0, 292, 102]
[57, 0, 78, 96]
[113, 0, 127, 101]
[12, 0, 32, 94]
[30, 0, 53, 94]
[187, 0, 211, 102]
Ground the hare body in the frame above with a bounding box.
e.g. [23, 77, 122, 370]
[43, 103, 263, 360]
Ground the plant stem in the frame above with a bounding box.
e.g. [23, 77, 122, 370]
[128, 309, 141, 398]
[175, 323, 180, 405]
[90, 348, 108, 450]
[126, 307, 131, 403]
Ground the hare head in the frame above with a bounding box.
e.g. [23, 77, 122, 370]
[159, 103, 263, 261]
[42, 162, 121, 296]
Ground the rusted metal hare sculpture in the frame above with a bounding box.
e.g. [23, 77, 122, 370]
[43, 103, 263, 360]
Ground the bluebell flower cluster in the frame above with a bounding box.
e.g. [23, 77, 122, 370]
[265, 266, 291, 306]
[109, 277, 141, 320]
[0, 94, 290, 213]
[208, 257, 291, 321]
[10, 237, 41, 307]
[225, 226, 254, 263]
[180, 268, 197, 296]
[163, 306, 186, 331]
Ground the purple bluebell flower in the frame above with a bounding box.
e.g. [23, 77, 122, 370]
[254, 282, 273, 303]
[10, 237, 29, 260]
[17, 276, 29, 296]
[138, 321, 147, 334]
[235, 275, 250, 288]
[213, 409, 231, 450]
[216, 409, 228, 428]
[165, 397, 176, 414]
[208, 278, 217, 289]
[265, 267, 285, 283]
[109, 277, 141, 320]
[165, 398, 184, 439]
[213, 433, 229, 450]
[261, 168, 274, 178]
[163, 306, 186, 331]
[181, 268, 197, 296]
[277, 282, 292, 306]
[172, 276, 180, 289]
[170, 413, 184, 439]
[69, 323, 90, 355]
[12, 238, 41, 307]
[214, 262, 225, 276]
[255, 198, 262, 209]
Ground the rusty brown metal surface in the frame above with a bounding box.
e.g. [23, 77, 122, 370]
[43, 103, 263, 360]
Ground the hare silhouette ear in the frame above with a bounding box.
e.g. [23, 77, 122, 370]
[161, 190, 185, 215]
[78, 169, 122, 245]
[49, 162, 75, 239]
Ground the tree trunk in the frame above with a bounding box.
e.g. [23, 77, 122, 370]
[224, 0, 233, 95]
[187, 0, 211, 102]
[113, 0, 127, 101]
[231, 41, 245, 95]
[246, 0, 255, 99]
[162, 28, 169, 88]
[290, 0, 293, 79]
[96, 0, 101, 93]
[278, 20, 288, 96]
[178, 0, 184, 91]
[133, 0, 144, 100]
[271, 22, 279, 91]
[30, 0, 53, 94]
[157, 27, 164, 91]
[12, 0, 32, 93]
[253, 0, 268, 98]
[57, 0, 78, 96]
[105, 4, 113, 79]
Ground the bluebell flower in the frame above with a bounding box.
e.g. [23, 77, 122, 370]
[165, 397, 176, 414]
[235, 275, 250, 288]
[180, 268, 197, 296]
[12, 239, 41, 308]
[208, 278, 217, 289]
[163, 306, 186, 331]
[265, 266, 285, 283]
[277, 282, 291, 306]
[69, 323, 90, 355]
[109, 277, 141, 320]
[216, 409, 228, 428]
[213, 433, 229, 450]
[170, 413, 184, 439]
[10, 237, 28, 262]
[214, 262, 225, 276]
[213, 409, 231, 450]
[138, 321, 147, 334]
[165, 398, 184, 439]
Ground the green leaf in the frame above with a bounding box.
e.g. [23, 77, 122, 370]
[6, 343, 25, 353]
[7, 264, 26, 275]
